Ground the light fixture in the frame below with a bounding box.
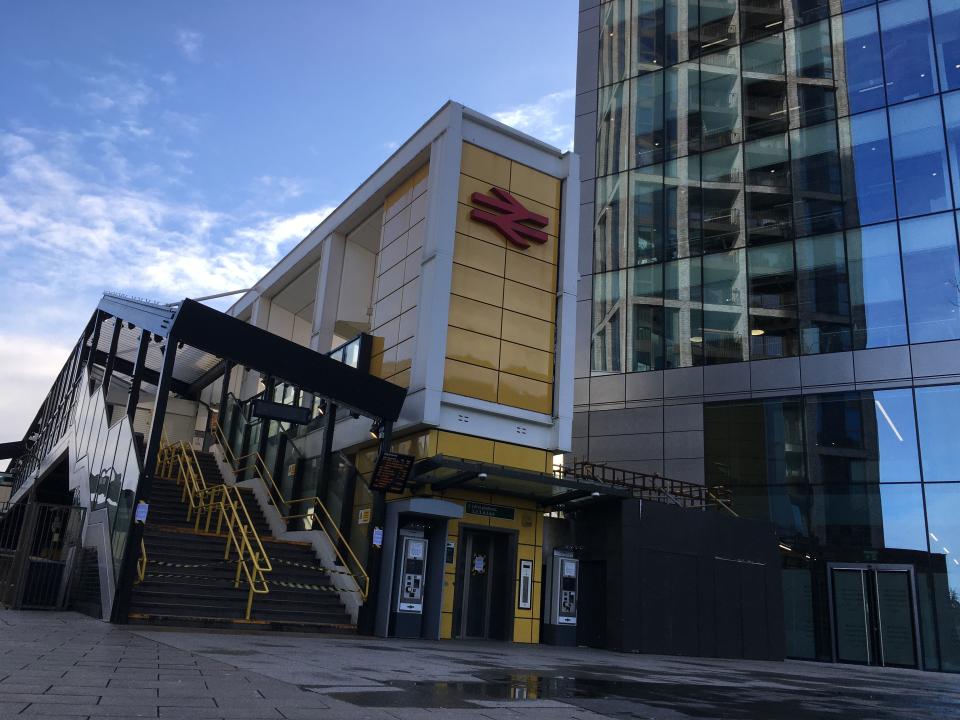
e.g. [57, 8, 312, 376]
[478, 472, 488, 481]
[751, 328, 765, 336]
[349, 411, 360, 420]
[591, 491, 601, 497]
[316, 401, 325, 417]
[369, 420, 382, 440]
[690, 336, 703, 343]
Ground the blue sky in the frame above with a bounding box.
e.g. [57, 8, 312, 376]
[0, 1, 578, 444]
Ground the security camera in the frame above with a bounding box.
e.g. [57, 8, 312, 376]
[478, 472, 488, 480]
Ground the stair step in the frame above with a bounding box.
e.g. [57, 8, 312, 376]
[127, 613, 355, 634]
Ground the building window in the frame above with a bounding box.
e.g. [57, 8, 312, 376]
[899, 213, 960, 344]
[846, 223, 909, 349]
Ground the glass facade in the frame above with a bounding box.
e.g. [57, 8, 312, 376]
[704, 385, 960, 671]
[592, 0, 960, 373]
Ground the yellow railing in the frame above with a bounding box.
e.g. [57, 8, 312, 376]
[156, 440, 271, 619]
[212, 422, 369, 600]
[136, 539, 147, 584]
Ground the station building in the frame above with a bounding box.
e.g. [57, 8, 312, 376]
[575, 0, 960, 671]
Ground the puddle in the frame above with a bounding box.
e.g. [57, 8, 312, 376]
[326, 671, 960, 719]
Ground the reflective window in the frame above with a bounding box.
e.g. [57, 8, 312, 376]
[846, 223, 909, 349]
[696, 0, 737, 56]
[915, 385, 960, 483]
[841, 7, 887, 115]
[665, 61, 699, 158]
[791, 122, 843, 237]
[629, 264, 664, 372]
[700, 145, 744, 253]
[664, 257, 703, 368]
[703, 249, 749, 363]
[931, 0, 960, 92]
[796, 233, 851, 354]
[665, 0, 698, 66]
[900, 213, 960, 343]
[595, 173, 630, 273]
[811, 483, 927, 551]
[879, 0, 939, 104]
[745, 134, 793, 244]
[792, 20, 833, 80]
[592, 269, 625, 373]
[743, 34, 788, 141]
[944, 91, 960, 208]
[632, 0, 666, 75]
[600, 0, 631, 87]
[889, 98, 952, 218]
[631, 72, 665, 168]
[597, 82, 630, 176]
[748, 241, 798, 359]
[663, 158, 700, 259]
[699, 49, 742, 151]
[921, 483, 960, 672]
[741, 1, 783, 45]
[840, 110, 896, 227]
[631, 165, 666, 265]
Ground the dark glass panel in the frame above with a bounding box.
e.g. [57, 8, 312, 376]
[840, 110, 896, 227]
[842, 0, 874, 9]
[700, 145, 744, 253]
[900, 213, 960, 343]
[592, 269, 626, 373]
[597, 82, 629, 177]
[664, 61, 700, 158]
[840, 6, 887, 115]
[790, 0, 831, 27]
[699, 49, 742, 151]
[932, 0, 960, 92]
[915, 385, 960, 483]
[944, 92, 960, 208]
[665, 0, 698, 66]
[628, 264, 664, 372]
[879, 0, 939, 104]
[793, 20, 833, 80]
[631, 165, 666, 265]
[703, 249, 749, 363]
[663, 157, 700, 259]
[815, 483, 927, 550]
[748, 241, 798, 359]
[696, 0, 737, 56]
[889, 98, 952, 218]
[796, 233, 852, 354]
[600, 0, 631, 87]
[791, 122, 843, 237]
[631, 72, 665, 168]
[921, 483, 960, 671]
[743, 35, 788, 141]
[741, 0, 784, 44]
[594, 172, 630, 273]
[632, 0, 666, 75]
[745, 134, 793, 244]
[664, 257, 703, 368]
[797, 84, 836, 128]
[846, 224, 909, 349]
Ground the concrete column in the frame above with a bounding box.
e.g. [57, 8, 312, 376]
[311, 233, 346, 353]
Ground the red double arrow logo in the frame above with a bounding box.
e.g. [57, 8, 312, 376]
[469, 187, 549, 250]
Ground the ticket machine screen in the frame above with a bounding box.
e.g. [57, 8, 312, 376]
[397, 537, 428, 613]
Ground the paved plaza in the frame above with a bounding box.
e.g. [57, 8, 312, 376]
[0, 611, 957, 719]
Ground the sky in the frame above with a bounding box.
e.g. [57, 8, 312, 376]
[0, 1, 578, 450]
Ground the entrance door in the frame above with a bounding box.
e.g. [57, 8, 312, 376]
[458, 529, 511, 640]
[830, 565, 918, 668]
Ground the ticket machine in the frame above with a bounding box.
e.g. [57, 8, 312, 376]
[389, 528, 429, 638]
[543, 548, 578, 646]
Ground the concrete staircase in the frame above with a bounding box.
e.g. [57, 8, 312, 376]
[129, 450, 355, 632]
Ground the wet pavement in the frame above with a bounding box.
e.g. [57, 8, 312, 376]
[1, 611, 958, 719]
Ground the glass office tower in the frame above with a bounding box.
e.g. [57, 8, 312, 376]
[575, 0, 960, 670]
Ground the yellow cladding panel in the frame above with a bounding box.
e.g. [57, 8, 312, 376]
[442, 574, 456, 613]
[503, 281, 555, 323]
[498, 372, 552, 415]
[447, 326, 500, 370]
[506, 232, 559, 266]
[411, 164, 429, 196]
[454, 233, 506, 276]
[505, 252, 556, 293]
[513, 617, 533, 644]
[440, 612, 453, 640]
[384, 179, 411, 219]
[532, 582, 542, 624]
[461, 142, 511, 187]
[500, 341, 553, 383]
[437, 430, 495, 463]
[444, 359, 498, 403]
[451, 263, 504, 307]
[448, 294, 502, 337]
[459, 173, 559, 239]
[391, 430, 437, 460]
[493, 442, 549, 473]
[387, 369, 410, 388]
[510, 161, 562, 209]
[502, 311, 554, 352]
[455, 203, 506, 246]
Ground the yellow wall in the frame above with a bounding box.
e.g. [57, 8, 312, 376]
[370, 163, 429, 388]
[353, 428, 549, 644]
[444, 143, 562, 415]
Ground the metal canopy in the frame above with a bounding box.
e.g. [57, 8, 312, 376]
[92, 293, 406, 421]
[412, 455, 631, 507]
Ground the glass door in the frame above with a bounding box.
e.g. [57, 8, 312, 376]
[460, 531, 495, 639]
[830, 565, 918, 668]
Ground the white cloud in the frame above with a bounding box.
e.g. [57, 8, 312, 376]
[0, 334, 72, 446]
[492, 89, 575, 151]
[174, 29, 203, 62]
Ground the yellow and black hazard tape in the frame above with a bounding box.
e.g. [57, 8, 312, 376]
[147, 558, 234, 569]
[271, 579, 339, 592]
[272, 556, 358, 580]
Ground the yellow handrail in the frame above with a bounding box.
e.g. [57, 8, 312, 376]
[136, 539, 147, 584]
[156, 439, 271, 619]
[213, 422, 369, 599]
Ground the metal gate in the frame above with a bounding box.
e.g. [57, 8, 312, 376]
[0, 502, 86, 610]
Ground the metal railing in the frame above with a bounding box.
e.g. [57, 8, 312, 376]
[156, 440, 271, 619]
[136, 539, 147, 585]
[212, 421, 369, 600]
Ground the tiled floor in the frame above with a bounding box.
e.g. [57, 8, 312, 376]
[0, 611, 957, 719]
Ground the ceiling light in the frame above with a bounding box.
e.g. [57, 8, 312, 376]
[369, 420, 382, 440]
[931, 532, 940, 542]
[751, 328, 765, 336]
[690, 336, 703, 343]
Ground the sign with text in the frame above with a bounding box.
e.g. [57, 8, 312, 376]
[465, 501, 515, 521]
[369, 452, 415, 493]
[251, 399, 311, 425]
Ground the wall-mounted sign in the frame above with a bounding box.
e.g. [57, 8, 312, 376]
[250, 398, 312, 425]
[465, 501, 515, 520]
[370, 452, 415, 493]
[519, 559, 533, 609]
[372, 526, 384, 548]
[445, 541, 456, 564]
[357, 508, 371, 525]
[470, 187, 549, 250]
